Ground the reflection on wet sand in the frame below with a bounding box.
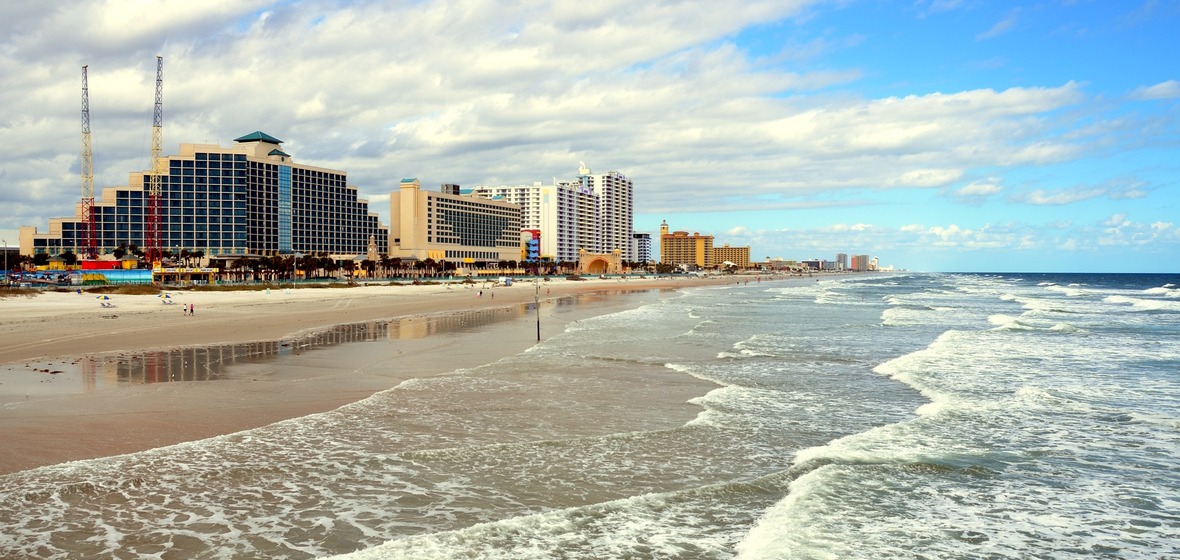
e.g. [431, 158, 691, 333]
[67, 303, 545, 390]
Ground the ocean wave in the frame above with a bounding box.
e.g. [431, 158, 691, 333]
[872, 332, 961, 407]
[664, 362, 726, 386]
[1143, 286, 1180, 298]
[988, 314, 1036, 330]
[329, 476, 775, 560]
[1044, 284, 1085, 297]
[985, 314, 1085, 333]
[1105, 295, 1180, 312]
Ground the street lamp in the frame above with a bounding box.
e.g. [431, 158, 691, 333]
[2, 238, 7, 285]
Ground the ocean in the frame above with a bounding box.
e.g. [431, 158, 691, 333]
[1, 273, 1178, 559]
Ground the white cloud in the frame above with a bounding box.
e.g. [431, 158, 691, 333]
[929, 224, 964, 241]
[1096, 215, 1179, 247]
[1013, 187, 1107, 205]
[826, 223, 874, 232]
[1104, 213, 1129, 228]
[1129, 80, 1180, 100]
[977, 10, 1020, 40]
[954, 178, 1003, 198]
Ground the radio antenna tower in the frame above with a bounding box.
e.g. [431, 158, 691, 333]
[80, 65, 98, 259]
[145, 56, 164, 265]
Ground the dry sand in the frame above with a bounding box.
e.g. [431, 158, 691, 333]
[0, 274, 780, 474]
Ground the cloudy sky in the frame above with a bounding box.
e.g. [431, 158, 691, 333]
[1, 0, 1177, 272]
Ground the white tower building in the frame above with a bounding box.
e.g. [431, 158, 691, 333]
[471, 164, 632, 264]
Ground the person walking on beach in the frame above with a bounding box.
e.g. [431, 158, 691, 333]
[182, 304, 188, 316]
[190, 303, 195, 316]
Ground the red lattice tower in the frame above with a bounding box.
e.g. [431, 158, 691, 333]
[144, 56, 165, 265]
[80, 65, 97, 259]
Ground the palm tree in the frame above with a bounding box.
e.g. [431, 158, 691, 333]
[377, 255, 393, 278]
[230, 257, 255, 282]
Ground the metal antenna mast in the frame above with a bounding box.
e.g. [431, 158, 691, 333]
[81, 65, 97, 259]
[145, 56, 164, 265]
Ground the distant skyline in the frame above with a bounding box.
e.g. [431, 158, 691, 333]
[1, 1, 1177, 272]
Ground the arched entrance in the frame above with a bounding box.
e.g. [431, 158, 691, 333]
[577, 248, 622, 275]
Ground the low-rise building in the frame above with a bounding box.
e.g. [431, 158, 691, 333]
[713, 244, 750, 269]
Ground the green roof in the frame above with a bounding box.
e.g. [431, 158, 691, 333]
[268, 148, 291, 157]
[234, 131, 283, 144]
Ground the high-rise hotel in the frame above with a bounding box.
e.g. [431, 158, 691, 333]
[20, 132, 388, 260]
[470, 164, 633, 263]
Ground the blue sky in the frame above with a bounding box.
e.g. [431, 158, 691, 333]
[1, 1, 1177, 272]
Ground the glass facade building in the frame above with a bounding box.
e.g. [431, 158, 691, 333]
[22, 132, 388, 259]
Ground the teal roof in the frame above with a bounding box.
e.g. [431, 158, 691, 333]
[401, 177, 418, 183]
[268, 148, 291, 157]
[234, 131, 283, 144]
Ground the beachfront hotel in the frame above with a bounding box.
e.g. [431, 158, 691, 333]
[388, 179, 522, 266]
[19, 132, 389, 262]
[470, 164, 634, 263]
[659, 220, 753, 270]
[713, 244, 751, 269]
[659, 220, 714, 270]
[631, 232, 652, 265]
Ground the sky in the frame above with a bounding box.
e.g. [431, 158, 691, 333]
[1, 1, 1177, 273]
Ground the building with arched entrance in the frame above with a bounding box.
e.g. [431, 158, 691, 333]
[578, 248, 623, 275]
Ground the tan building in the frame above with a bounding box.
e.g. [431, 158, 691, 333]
[851, 254, 871, 271]
[712, 244, 751, 269]
[659, 220, 713, 269]
[389, 178, 522, 265]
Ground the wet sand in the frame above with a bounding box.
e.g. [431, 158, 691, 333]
[1, 275, 781, 474]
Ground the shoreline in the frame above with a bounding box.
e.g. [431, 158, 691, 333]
[0, 275, 789, 474]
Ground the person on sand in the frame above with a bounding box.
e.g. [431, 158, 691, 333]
[190, 303, 195, 316]
[182, 304, 188, 316]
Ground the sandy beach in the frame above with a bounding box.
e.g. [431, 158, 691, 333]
[0, 274, 777, 474]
